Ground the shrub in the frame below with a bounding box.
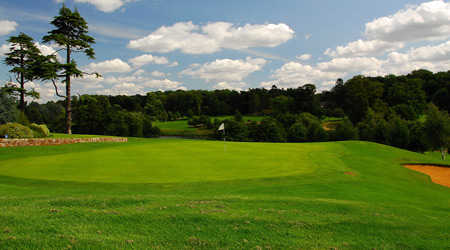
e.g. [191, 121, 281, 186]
[258, 117, 286, 142]
[333, 118, 359, 141]
[0, 123, 34, 139]
[234, 110, 243, 122]
[29, 123, 50, 138]
[386, 116, 410, 148]
[288, 122, 308, 142]
[0, 91, 19, 124]
[217, 119, 248, 141]
[143, 116, 161, 138]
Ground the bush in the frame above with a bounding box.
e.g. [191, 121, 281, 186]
[258, 118, 286, 142]
[216, 119, 248, 141]
[143, 116, 161, 138]
[29, 123, 50, 138]
[386, 116, 410, 148]
[0, 91, 19, 124]
[297, 113, 328, 142]
[0, 123, 34, 139]
[288, 122, 308, 142]
[333, 118, 359, 141]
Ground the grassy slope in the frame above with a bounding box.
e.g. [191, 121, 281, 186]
[0, 139, 449, 249]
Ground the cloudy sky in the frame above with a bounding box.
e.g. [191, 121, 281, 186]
[0, 0, 449, 101]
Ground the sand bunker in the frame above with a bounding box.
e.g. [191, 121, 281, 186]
[404, 164, 450, 188]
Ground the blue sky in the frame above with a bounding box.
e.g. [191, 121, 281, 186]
[0, 0, 449, 101]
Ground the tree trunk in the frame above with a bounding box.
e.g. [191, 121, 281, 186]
[65, 45, 72, 134]
[19, 53, 25, 112]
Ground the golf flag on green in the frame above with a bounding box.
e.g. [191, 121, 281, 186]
[218, 123, 225, 131]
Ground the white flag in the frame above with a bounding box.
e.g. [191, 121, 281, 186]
[218, 123, 225, 131]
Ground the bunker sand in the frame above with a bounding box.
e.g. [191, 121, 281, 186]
[404, 164, 450, 188]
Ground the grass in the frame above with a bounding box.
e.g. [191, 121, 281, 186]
[0, 139, 449, 249]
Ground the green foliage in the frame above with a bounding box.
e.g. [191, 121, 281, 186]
[297, 113, 328, 142]
[0, 122, 34, 138]
[3, 33, 48, 111]
[287, 122, 308, 142]
[424, 104, 450, 160]
[233, 110, 243, 122]
[143, 116, 160, 138]
[258, 117, 286, 142]
[332, 118, 359, 141]
[43, 4, 97, 133]
[217, 119, 248, 141]
[17, 111, 30, 126]
[407, 121, 428, 153]
[0, 90, 19, 124]
[386, 116, 410, 148]
[29, 123, 50, 138]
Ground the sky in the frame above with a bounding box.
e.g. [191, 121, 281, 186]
[0, 0, 449, 102]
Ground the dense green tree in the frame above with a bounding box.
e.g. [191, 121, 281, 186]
[386, 116, 410, 149]
[0, 88, 19, 124]
[234, 110, 243, 122]
[3, 33, 43, 111]
[287, 122, 308, 142]
[333, 118, 359, 141]
[43, 5, 97, 134]
[407, 121, 428, 153]
[258, 117, 286, 142]
[424, 104, 450, 160]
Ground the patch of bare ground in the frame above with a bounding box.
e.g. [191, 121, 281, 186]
[404, 164, 450, 188]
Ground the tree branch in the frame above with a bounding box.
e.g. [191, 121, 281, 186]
[52, 79, 66, 98]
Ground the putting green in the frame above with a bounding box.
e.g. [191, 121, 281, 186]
[0, 139, 349, 183]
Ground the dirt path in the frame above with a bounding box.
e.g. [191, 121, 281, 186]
[404, 164, 450, 188]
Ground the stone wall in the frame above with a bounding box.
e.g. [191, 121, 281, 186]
[0, 137, 127, 148]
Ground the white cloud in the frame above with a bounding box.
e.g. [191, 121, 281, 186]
[151, 70, 166, 78]
[265, 61, 342, 89]
[296, 54, 312, 61]
[305, 34, 312, 40]
[365, 0, 450, 43]
[168, 61, 179, 67]
[181, 57, 267, 82]
[0, 20, 17, 36]
[324, 1, 450, 59]
[324, 40, 404, 57]
[213, 82, 247, 91]
[128, 21, 294, 54]
[95, 82, 144, 96]
[318, 57, 383, 73]
[56, 0, 137, 13]
[384, 40, 450, 74]
[143, 78, 182, 90]
[128, 54, 170, 68]
[84, 58, 132, 73]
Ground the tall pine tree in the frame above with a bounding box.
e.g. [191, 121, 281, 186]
[43, 5, 96, 134]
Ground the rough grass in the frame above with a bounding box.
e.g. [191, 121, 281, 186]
[0, 139, 449, 249]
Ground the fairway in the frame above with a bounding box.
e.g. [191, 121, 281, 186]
[0, 139, 449, 249]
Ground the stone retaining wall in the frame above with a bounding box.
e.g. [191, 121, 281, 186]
[0, 137, 127, 148]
